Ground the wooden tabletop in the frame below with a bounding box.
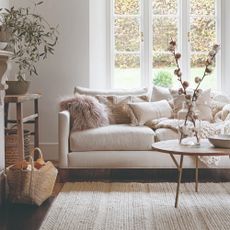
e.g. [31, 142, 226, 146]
[152, 139, 230, 156]
[4, 94, 41, 103]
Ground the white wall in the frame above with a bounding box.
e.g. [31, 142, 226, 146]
[9, 0, 92, 159]
[0, 0, 9, 8]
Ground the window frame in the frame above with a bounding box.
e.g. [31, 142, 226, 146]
[107, 0, 221, 90]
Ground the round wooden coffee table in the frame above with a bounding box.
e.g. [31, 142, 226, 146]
[152, 139, 230, 208]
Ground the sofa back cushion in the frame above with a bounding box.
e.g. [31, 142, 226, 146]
[96, 95, 149, 124]
[60, 95, 109, 131]
[74, 86, 149, 96]
[151, 85, 172, 102]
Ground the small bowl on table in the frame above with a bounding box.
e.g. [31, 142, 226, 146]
[208, 135, 230, 148]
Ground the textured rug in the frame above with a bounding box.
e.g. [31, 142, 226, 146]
[40, 182, 230, 230]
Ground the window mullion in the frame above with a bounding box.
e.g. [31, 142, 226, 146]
[181, 0, 190, 82]
[216, 0, 222, 90]
[107, 0, 114, 88]
[142, 0, 152, 87]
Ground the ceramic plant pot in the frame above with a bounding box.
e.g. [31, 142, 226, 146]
[6, 81, 30, 95]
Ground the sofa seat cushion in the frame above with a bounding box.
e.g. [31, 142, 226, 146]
[70, 124, 156, 151]
[155, 128, 178, 142]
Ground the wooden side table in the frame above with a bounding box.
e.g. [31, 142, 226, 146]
[4, 94, 41, 161]
[152, 139, 230, 208]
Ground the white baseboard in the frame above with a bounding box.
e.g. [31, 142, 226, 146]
[32, 143, 59, 161]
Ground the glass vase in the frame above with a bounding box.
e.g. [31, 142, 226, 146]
[178, 102, 200, 146]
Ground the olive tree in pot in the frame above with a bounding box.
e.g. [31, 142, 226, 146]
[0, 1, 58, 95]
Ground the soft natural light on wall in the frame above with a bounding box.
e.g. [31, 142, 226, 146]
[0, 0, 9, 8]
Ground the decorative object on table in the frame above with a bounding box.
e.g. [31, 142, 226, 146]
[169, 39, 220, 145]
[6, 148, 58, 206]
[0, 1, 58, 95]
[208, 120, 230, 148]
[208, 135, 230, 149]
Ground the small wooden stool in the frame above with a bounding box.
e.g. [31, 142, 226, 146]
[4, 94, 41, 161]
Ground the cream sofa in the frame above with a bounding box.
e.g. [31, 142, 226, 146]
[59, 87, 230, 169]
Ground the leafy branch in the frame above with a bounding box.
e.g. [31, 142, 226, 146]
[0, 1, 58, 80]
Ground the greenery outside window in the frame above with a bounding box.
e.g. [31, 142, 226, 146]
[109, 0, 221, 89]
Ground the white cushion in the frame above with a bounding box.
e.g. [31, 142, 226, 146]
[70, 124, 155, 151]
[151, 85, 172, 102]
[211, 91, 230, 103]
[74, 86, 149, 96]
[155, 128, 178, 142]
[170, 88, 212, 121]
[129, 100, 173, 125]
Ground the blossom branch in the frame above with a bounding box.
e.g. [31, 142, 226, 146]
[168, 40, 220, 143]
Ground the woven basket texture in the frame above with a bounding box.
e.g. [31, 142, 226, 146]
[6, 152, 58, 206]
[5, 129, 31, 167]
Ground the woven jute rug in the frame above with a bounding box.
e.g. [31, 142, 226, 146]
[40, 182, 230, 230]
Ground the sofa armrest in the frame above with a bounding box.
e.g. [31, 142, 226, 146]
[58, 110, 70, 168]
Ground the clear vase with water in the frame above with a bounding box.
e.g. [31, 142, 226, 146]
[177, 101, 200, 146]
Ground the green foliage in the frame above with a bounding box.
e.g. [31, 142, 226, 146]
[115, 0, 140, 15]
[0, 1, 58, 80]
[114, 0, 216, 70]
[153, 71, 173, 88]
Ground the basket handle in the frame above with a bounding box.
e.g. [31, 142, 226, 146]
[25, 155, 35, 171]
[31, 147, 43, 160]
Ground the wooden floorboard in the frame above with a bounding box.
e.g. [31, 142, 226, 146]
[1, 168, 230, 230]
[0, 182, 63, 230]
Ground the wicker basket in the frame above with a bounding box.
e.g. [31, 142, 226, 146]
[5, 128, 31, 167]
[6, 148, 58, 206]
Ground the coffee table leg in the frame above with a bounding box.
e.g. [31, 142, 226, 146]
[195, 156, 199, 192]
[175, 155, 184, 208]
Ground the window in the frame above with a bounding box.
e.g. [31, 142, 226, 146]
[112, 0, 143, 89]
[109, 0, 221, 89]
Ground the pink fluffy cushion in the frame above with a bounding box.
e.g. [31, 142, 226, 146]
[60, 95, 109, 131]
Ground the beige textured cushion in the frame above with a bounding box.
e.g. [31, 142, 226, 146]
[129, 100, 173, 125]
[70, 124, 155, 151]
[151, 85, 172, 102]
[74, 86, 149, 96]
[96, 95, 149, 124]
[170, 89, 212, 121]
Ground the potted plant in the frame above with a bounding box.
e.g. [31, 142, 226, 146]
[0, 1, 58, 95]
